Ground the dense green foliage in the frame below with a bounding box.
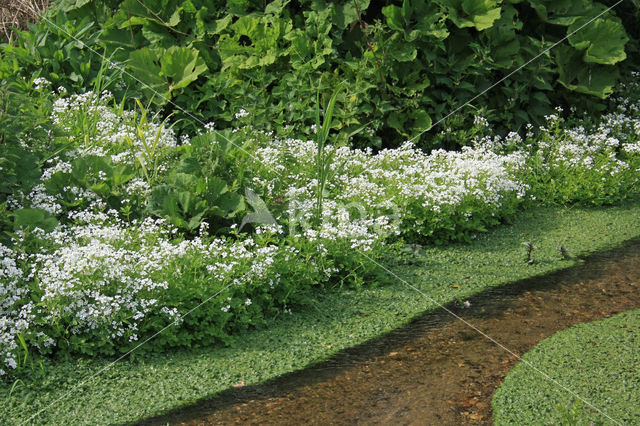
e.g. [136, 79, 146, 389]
[1, 0, 636, 150]
[493, 309, 640, 424]
[1, 2, 639, 422]
[4, 200, 640, 425]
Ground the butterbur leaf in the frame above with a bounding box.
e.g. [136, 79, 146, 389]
[127, 46, 207, 104]
[168, 8, 182, 27]
[528, 0, 592, 25]
[332, 0, 371, 29]
[239, 188, 274, 232]
[555, 46, 618, 98]
[168, 172, 197, 190]
[437, 0, 502, 31]
[387, 111, 408, 135]
[409, 110, 432, 133]
[217, 192, 245, 217]
[265, 0, 292, 16]
[483, 5, 522, 69]
[161, 46, 208, 91]
[207, 177, 228, 198]
[127, 48, 166, 98]
[142, 21, 175, 46]
[382, 5, 404, 32]
[390, 38, 417, 62]
[110, 165, 135, 187]
[201, 13, 232, 36]
[383, 1, 448, 41]
[14, 208, 58, 232]
[568, 16, 628, 65]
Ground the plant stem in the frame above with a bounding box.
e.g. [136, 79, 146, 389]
[353, 0, 385, 93]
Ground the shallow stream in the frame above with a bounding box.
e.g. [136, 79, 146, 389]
[143, 239, 640, 425]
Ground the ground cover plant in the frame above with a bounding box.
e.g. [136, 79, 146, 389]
[1, 0, 640, 423]
[493, 308, 640, 424]
[1, 69, 640, 379]
[3, 200, 640, 424]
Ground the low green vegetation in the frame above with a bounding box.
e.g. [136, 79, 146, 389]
[2, 74, 640, 377]
[2, 1, 640, 424]
[3, 199, 640, 425]
[493, 309, 640, 425]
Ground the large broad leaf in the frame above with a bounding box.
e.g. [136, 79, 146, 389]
[528, 0, 593, 26]
[482, 4, 522, 69]
[437, 0, 503, 31]
[0, 146, 41, 195]
[389, 36, 417, 62]
[127, 46, 207, 104]
[197, 12, 232, 36]
[127, 48, 167, 99]
[382, 1, 449, 41]
[265, 0, 292, 16]
[555, 46, 618, 98]
[219, 14, 291, 71]
[47, 0, 91, 13]
[382, 4, 404, 32]
[387, 109, 432, 137]
[149, 184, 207, 230]
[161, 46, 208, 91]
[14, 208, 58, 232]
[568, 15, 628, 65]
[332, 0, 371, 29]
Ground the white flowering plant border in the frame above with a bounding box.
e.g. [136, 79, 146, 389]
[2, 73, 640, 377]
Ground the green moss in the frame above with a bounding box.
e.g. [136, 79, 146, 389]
[493, 309, 640, 425]
[3, 200, 640, 425]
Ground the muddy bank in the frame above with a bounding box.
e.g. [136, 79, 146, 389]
[142, 239, 640, 425]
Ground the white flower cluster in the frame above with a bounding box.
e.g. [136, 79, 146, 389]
[4, 80, 639, 376]
[0, 244, 31, 376]
[0, 208, 292, 373]
[253, 138, 528, 239]
[51, 91, 178, 165]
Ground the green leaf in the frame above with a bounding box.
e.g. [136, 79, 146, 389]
[437, 0, 502, 31]
[141, 21, 175, 46]
[161, 46, 208, 91]
[382, 5, 404, 32]
[333, 0, 371, 29]
[387, 111, 408, 135]
[168, 8, 182, 27]
[265, 0, 292, 16]
[127, 46, 207, 104]
[409, 110, 432, 133]
[528, 0, 592, 26]
[389, 39, 417, 62]
[127, 48, 166, 97]
[14, 208, 58, 232]
[482, 5, 522, 69]
[555, 46, 618, 98]
[568, 16, 628, 65]
[218, 192, 245, 217]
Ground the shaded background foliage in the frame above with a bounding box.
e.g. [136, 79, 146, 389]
[1, 0, 638, 151]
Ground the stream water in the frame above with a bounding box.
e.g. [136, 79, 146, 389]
[143, 239, 640, 425]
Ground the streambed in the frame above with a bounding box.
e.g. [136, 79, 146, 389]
[144, 239, 640, 425]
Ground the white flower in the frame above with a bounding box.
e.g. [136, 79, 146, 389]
[235, 108, 249, 119]
[33, 77, 50, 90]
